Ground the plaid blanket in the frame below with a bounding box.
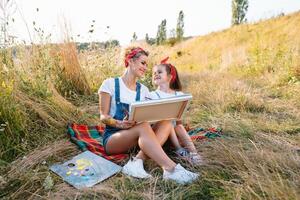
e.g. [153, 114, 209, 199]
[67, 123, 222, 163]
[67, 123, 128, 163]
[188, 127, 222, 140]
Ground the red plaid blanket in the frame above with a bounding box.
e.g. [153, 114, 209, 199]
[67, 123, 222, 163]
[67, 123, 127, 163]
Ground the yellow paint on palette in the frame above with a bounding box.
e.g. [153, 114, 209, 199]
[76, 159, 93, 170]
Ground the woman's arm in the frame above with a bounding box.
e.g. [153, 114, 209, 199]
[99, 92, 135, 129]
[99, 92, 116, 126]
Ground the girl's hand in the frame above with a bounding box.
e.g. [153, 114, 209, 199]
[116, 120, 136, 129]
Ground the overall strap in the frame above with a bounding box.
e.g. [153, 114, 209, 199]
[136, 82, 141, 101]
[116, 78, 141, 102]
[155, 91, 161, 98]
[114, 78, 120, 104]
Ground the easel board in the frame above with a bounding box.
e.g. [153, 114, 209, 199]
[129, 94, 192, 123]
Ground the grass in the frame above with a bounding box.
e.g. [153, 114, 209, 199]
[1, 11, 300, 200]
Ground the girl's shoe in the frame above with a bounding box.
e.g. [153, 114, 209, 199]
[188, 152, 204, 166]
[175, 147, 190, 159]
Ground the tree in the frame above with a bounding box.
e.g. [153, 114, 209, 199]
[145, 33, 155, 45]
[156, 25, 161, 45]
[145, 33, 150, 43]
[156, 19, 167, 45]
[176, 10, 184, 40]
[131, 32, 137, 42]
[104, 39, 120, 48]
[231, 0, 248, 25]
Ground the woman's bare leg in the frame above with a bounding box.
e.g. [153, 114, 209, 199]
[105, 122, 176, 171]
[175, 124, 197, 153]
[135, 120, 173, 160]
[152, 121, 174, 145]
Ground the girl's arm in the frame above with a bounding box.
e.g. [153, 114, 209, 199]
[99, 92, 135, 129]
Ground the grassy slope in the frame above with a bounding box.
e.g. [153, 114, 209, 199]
[1, 12, 300, 199]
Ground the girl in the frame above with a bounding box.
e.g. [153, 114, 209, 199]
[150, 57, 203, 165]
[98, 47, 198, 184]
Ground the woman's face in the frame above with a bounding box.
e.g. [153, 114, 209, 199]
[152, 65, 171, 86]
[129, 55, 148, 78]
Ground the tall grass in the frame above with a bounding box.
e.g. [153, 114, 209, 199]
[79, 46, 122, 92]
[0, 43, 94, 163]
[53, 42, 92, 97]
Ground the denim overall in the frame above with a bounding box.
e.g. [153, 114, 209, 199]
[103, 78, 141, 152]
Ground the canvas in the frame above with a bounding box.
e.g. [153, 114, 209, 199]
[129, 94, 192, 123]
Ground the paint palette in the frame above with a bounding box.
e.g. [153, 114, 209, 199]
[50, 151, 122, 189]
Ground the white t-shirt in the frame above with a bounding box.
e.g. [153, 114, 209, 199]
[98, 77, 151, 117]
[149, 89, 184, 100]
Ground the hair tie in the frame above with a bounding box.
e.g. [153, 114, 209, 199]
[125, 47, 145, 67]
[160, 56, 169, 64]
[160, 57, 177, 83]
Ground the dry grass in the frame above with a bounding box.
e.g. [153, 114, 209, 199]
[54, 42, 92, 96]
[8, 139, 78, 178]
[78, 46, 123, 91]
[205, 137, 300, 200]
[2, 68, 299, 199]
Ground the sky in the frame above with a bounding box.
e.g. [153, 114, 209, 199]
[7, 0, 300, 45]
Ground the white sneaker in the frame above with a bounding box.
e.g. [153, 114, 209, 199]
[122, 158, 152, 179]
[163, 164, 199, 184]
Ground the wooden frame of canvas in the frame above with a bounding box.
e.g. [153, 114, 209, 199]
[128, 94, 192, 123]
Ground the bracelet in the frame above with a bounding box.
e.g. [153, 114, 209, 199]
[176, 120, 183, 125]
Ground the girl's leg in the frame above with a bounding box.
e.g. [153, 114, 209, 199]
[168, 128, 182, 150]
[175, 124, 197, 153]
[168, 126, 189, 160]
[105, 122, 176, 171]
[175, 124, 203, 165]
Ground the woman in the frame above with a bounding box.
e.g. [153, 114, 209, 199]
[98, 47, 198, 184]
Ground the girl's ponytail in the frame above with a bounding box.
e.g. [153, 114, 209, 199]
[160, 57, 182, 91]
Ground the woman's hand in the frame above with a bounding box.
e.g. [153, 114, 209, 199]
[101, 115, 136, 129]
[116, 120, 136, 129]
[101, 116, 116, 126]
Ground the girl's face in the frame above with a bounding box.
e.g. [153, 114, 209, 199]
[152, 65, 171, 86]
[129, 55, 148, 78]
